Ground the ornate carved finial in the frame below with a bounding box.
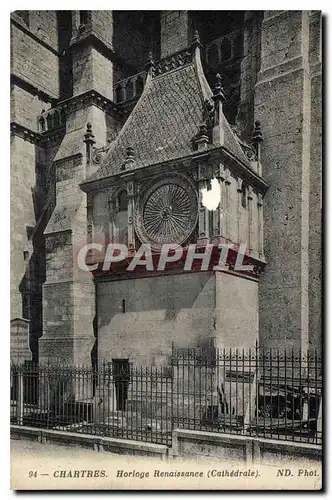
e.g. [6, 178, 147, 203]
[212, 74, 226, 103]
[211, 74, 226, 139]
[84, 122, 95, 143]
[122, 146, 135, 170]
[252, 121, 263, 142]
[191, 29, 201, 48]
[252, 121, 263, 162]
[145, 51, 155, 75]
[195, 123, 209, 151]
[83, 122, 95, 165]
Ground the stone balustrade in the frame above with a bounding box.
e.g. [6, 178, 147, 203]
[113, 71, 147, 104]
[206, 29, 243, 67]
[38, 107, 66, 134]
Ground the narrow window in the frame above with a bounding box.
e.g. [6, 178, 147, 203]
[118, 190, 128, 212]
[125, 79, 134, 100]
[46, 113, 53, 130]
[60, 108, 66, 124]
[39, 117, 45, 133]
[122, 299, 126, 313]
[115, 84, 123, 103]
[113, 190, 128, 244]
[241, 183, 247, 209]
[112, 359, 130, 411]
[53, 111, 60, 128]
[135, 76, 144, 96]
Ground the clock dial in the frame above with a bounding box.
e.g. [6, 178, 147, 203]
[135, 175, 198, 248]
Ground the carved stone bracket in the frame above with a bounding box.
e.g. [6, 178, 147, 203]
[91, 142, 112, 165]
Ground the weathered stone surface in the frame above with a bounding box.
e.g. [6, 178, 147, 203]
[255, 11, 321, 350]
[11, 23, 60, 98]
[11, 85, 51, 132]
[10, 136, 36, 318]
[160, 11, 189, 59]
[10, 10, 322, 368]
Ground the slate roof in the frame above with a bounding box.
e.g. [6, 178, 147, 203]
[85, 60, 251, 183]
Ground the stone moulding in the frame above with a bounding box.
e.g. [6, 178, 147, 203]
[10, 122, 41, 144]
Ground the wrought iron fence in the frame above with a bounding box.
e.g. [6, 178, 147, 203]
[10, 347, 322, 447]
[171, 347, 322, 445]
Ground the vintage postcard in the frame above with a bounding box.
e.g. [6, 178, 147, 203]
[10, 8, 322, 490]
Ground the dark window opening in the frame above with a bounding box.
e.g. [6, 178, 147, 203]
[46, 114, 53, 130]
[122, 299, 126, 313]
[135, 76, 144, 96]
[60, 108, 66, 123]
[39, 117, 45, 133]
[53, 111, 60, 128]
[241, 183, 247, 209]
[112, 359, 130, 411]
[125, 80, 134, 100]
[115, 84, 124, 103]
[113, 190, 128, 245]
[208, 210, 214, 238]
[118, 190, 128, 212]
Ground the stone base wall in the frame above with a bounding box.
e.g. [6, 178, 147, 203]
[172, 428, 322, 466]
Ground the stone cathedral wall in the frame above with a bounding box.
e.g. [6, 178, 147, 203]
[97, 271, 258, 366]
[10, 10, 322, 365]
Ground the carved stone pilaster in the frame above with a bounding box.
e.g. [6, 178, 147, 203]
[214, 163, 229, 239]
[125, 178, 135, 249]
[213, 178, 221, 237]
[223, 168, 231, 240]
[236, 178, 243, 243]
[198, 164, 209, 240]
[247, 186, 254, 252]
[107, 188, 115, 243]
[87, 193, 93, 245]
[83, 122, 96, 166]
[257, 193, 264, 260]
[212, 74, 226, 146]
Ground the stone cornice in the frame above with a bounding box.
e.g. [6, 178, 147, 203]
[10, 122, 65, 146]
[57, 89, 119, 117]
[80, 147, 269, 195]
[92, 243, 265, 282]
[10, 122, 41, 144]
[217, 148, 269, 194]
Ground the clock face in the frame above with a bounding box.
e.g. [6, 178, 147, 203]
[135, 175, 198, 248]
